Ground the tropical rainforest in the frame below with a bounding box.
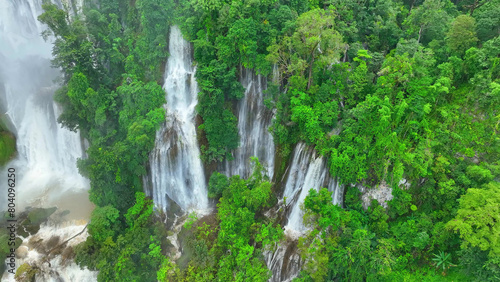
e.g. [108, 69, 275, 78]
[33, 0, 500, 281]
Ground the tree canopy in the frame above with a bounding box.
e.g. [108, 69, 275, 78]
[36, 0, 500, 280]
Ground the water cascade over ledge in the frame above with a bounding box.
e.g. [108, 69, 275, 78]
[265, 142, 343, 281]
[146, 26, 209, 214]
[282, 142, 343, 235]
[222, 68, 275, 179]
[0, 0, 89, 211]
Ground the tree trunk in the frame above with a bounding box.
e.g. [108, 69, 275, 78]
[409, 0, 417, 13]
[307, 42, 320, 90]
[307, 55, 315, 90]
[343, 45, 348, 63]
[470, 0, 479, 15]
[417, 25, 423, 43]
[470, 0, 490, 15]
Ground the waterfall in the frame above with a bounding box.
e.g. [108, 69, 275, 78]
[282, 142, 343, 236]
[264, 142, 343, 282]
[264, 240, 301, 282]
[0, 0, 96, 280]
[222, 68, 275, 179]
[146, 26, 209, 213]
[0, 0, 89, 211]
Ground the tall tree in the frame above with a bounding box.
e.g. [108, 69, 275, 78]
[446, 182, 500, 256]
[404, 0, 453, 44]
[447, 15, 479, 55]
[267, 8, 344, 90]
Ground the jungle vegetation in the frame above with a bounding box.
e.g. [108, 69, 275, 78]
[38, 0, 499, 280]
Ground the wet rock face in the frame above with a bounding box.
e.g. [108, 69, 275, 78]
[264, 239, 302, 282]
[8, 223, 95, 281]
[281, 142, 343, 235]
[164, 196, 185, 230]
[15, 263, 39, 282]
[357, 179, 410, 209]
[220, 68, 276, 180]
[261, 142, 345, 281]
[358, 182, 394, 209]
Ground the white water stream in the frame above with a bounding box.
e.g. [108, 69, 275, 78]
[264, 143, 344, 282]
[0, 0, 89, 212]
[282, 142, 343, 237]
[222, 68, 275, 179]
[146, 26, 209, 214]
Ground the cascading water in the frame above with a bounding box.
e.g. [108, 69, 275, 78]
[265, 142, 343, 282]
[0, 0, 96, 280]
[146, 26, 209, 213]
[264, 240, 301, 282]
[4, 1, 345, 281]
[282, 142, 343, 236]
[0, 0, 89, 211]
[222, 68, 275, 179]
[4, 221, 97, 282]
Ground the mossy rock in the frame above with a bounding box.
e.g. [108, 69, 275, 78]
[17, 225, 30, 238]
[26, 207, 56, 226]
[22, 224, 40, 237]
[0, 231, 8, 276]
[0, 230, 9, 252]
[14, 263, 38, 282]
[0, 131, 16, 166]
[61, 246, 75, 262]
[0, 230, 22, 256]
[0, 262, 4, 279]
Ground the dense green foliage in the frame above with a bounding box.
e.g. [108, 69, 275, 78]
[0, 120, 15, 166]
[39, 0, 171, 212]
[75, 192, 170, 281]
[176, 0, 499, 280]
[259, 0, 499, 280]
[40, 0, 499, 280]
[39, 0, 173, 280]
